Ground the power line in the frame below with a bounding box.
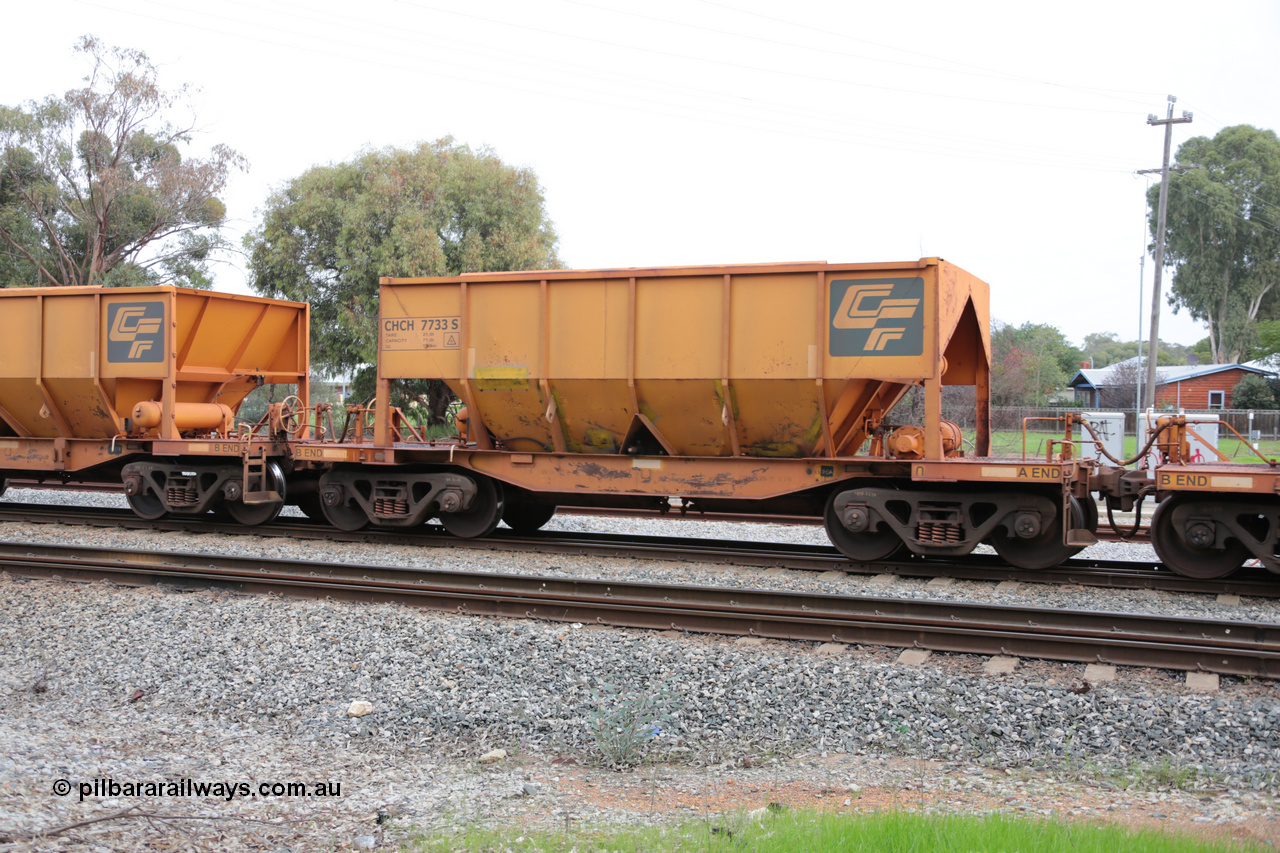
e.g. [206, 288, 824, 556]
[565, 0, 1158, 106]
[1164, 182, 1280, 239]
[693, 0, 1168, 106]
[381, 0, 1146, 115]
[64, 0, 1147, 173]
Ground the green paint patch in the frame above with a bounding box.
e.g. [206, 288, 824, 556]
[711, 379, 740, 421]
[583, 428, 616, 452]
[744, 441, 801, 458]
[803, 409, 825, 445]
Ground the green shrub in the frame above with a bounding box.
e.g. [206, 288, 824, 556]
[1231, 374, 1276, 409]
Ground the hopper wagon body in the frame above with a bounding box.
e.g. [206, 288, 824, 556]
[0, 285, 311, 525]
[306, 258, 1100, 569]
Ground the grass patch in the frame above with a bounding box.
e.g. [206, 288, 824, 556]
[587, 678, 682, 769]
[405, 809, 1261, 852]
[968, 430, 1280, 463]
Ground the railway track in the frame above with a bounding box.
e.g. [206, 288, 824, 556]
[3, 541, 1276, 678]
[1, 501, 1277, 599]
[555, 504, 1154, 544]
[4, 479, 1153, 541]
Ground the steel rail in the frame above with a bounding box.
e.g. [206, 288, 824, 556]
[0, 501, 1276, 598]
[555, 505, 1152, 543]
[2, 541, 1277, 678]
[4, 480, 1150, 540]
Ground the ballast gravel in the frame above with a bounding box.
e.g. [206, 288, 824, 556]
[1, 488, 1278, 851]
[1, 488, 1275, 626]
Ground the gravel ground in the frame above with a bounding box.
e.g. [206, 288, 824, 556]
[1, 488, 1278, 851]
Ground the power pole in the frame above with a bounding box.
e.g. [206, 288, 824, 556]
[1137, 254, 1144, 410]
[1141, 95, 1193, 410]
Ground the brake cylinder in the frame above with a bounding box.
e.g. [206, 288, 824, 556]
[131, 401, 235, 434]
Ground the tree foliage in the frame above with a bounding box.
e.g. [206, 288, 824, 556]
[0, 36, 245, 288]
[990, 321, 1084, 406]
[245, 138, 561, 421]
[1154, 125, 1280, 363]
[1250, 319, 1280, 366]
[1079, 331, 1189, 368]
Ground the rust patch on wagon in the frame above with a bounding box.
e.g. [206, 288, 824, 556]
[573, 462, 633, 481]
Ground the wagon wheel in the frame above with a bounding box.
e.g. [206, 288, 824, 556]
[824, 488, 903, 563]
[126, 489, 168, 520]
[989, 495, 1084, 570]
[225, 462, 286, 526]
[1150, 494, 1248, 579]
[441, 476, 505, 539]
[319, 477, 369, 532]
[122, 469, 169, 520]
[1079, 495, 1099, 534]
[502, 492, 557, 534]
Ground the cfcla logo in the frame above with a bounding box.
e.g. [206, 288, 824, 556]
[832, 283, 920, 331]
[107, 302, 165, 363]
[828, 278, 924, 357]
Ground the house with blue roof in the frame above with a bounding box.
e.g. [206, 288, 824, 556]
[1068, 357, 1274, 409]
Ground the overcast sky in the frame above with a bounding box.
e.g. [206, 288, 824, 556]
[5, 0, 1278, 349]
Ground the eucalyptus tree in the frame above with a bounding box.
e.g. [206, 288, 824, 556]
[1153, 125, 1280, 363]
[0, 36, 245, 288]
[245, 138, 561, 421]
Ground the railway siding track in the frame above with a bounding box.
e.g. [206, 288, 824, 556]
[3, 541, 1278, 678]
[4, 480, 1154, 541]
[1, 501, 1277, 599]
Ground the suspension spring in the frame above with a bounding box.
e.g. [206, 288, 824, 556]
[916, 522, 963, 543]
[374, 498, 410, 517]
[166, 487, 198, 506]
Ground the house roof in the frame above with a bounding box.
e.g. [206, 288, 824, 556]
[1069, 358, 1273, 390]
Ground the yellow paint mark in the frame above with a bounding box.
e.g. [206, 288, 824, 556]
[474, 365, 529, 390]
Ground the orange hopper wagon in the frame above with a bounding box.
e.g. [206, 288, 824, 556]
[0, 285, 309, 524]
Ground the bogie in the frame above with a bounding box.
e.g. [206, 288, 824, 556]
[120, 459, 287, 527]
[317, 468, 506, 538]
[824, 484, 1087, 569]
